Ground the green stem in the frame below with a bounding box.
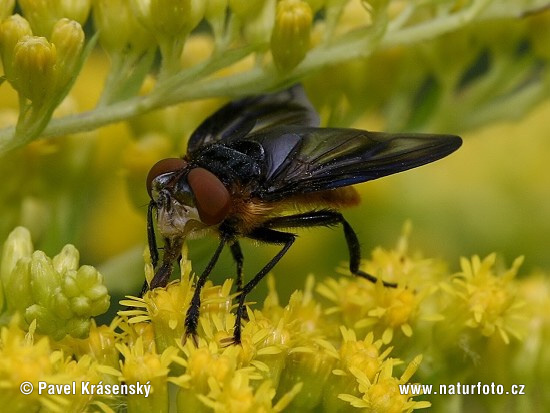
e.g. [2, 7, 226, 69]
[0, 0, 545, 152]
[158, 36, 186, 82]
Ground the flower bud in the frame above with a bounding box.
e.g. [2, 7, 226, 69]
[205, 0, 227, 21]
[25, 303, 58, 334]
[30, 251, 60, 305]
[12, 36, 57, 106]
[229, 0, 264, 20]
[133, 0, 205, 38]
[63, 270, 80, 297]
[271, 0, 312, 72]
[71, 296, 91, 316]
[56, 0, 92, 25]
[0, 14, 33, 82]
[53, 244, 80, 274]
[86, 323, 120, 369]
[205, 0, 228, 41]
[66, 318, 92, 338]
[278, 346, 335, 409]
[243, 0, 276, 46]
[53, 291, 73, 319]
[0, 226, 33, 287]
[150, 0, 191, 35]
[18, 0, 91, 37]
[93, 0, 154, 55]
[0, 0, 15, 20]
[64, 265, 110, 316]
[131, 0, 205, 76]
[118, 338, 176, 412]
[187, 0, 208, 32]
[50, 18, 84, 88]
[4, 258, 34, 315]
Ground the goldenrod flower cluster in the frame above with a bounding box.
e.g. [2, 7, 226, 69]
[1, 226, 548, 412]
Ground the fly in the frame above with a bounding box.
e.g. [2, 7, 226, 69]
[143, 85, 462, 344]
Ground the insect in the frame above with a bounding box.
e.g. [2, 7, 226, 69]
[144, 85, 462, 344]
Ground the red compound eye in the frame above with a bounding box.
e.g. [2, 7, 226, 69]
[187, 167, 231, 226]
[146, 158, 186, 197]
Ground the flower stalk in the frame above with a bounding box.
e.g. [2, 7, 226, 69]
[1, 0, 548, 152]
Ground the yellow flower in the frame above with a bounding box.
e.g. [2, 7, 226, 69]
[169, 338, 298, 412]
[276, 338, 337, 410]
[196, 370, 302, 413]
[121, 246, 239, 354]
[53, 354, 110, 412]
[117, 336, 178, 413]
[171, 340, 243, 393]
[318, 225, 445, 343]
[58, 319, 120, 372]
[360, 222, 448, 288]
[365, 285, 427, 344]
[119, 247, 195, 351]
[336, 327, 394, 382]
[339, 355, 431, 412]
[0, 318, 113, 412]
[317, 274, 420, 343]
[263, 274, 329, 340]
[446, 254, 526, 344]
[0, 319, 61, 412]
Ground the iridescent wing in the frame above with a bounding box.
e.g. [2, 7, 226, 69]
[245, 126, 462, 200]
[187, 85, 320, 155]
[187, 85, 461, 200]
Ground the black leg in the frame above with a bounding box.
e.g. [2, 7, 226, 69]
[139, 260, 172, 297]
[264, 210, 397, 288]
[229, 241, 244, 292]
[230, 228, 295, 344]
[152, 237, 184, 288]
[139, 201, 161, 297]
[139, 234, 183, 297]
[147, 201, 159, 268]
[184, 237, 227, 340]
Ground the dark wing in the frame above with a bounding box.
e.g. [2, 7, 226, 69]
[248, 127, 462, 200]
[187, 85, 320, 155]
